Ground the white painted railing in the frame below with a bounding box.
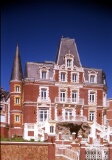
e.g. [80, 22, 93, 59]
[37, 97, 51, 103]
[56, 115, 87, 122]
[56, 145, 79, 160]
[55, 97, 84, 105]
[62, 135, 72, 140]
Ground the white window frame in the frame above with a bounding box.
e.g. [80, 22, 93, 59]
[72, 91, 77, 102]
[89, 92, 95, 103]
[60, 90, 66, 102]
[88, 90, 97, 105]
[61, 72, 66, 81]
[65, 110, 72, 120]
[41, 71, 47, 79]
[50, 126, 54, 133]
[89, 111, 94, 121]
[40, 66, 49, 80]
[67, 59, 72, 67]
[71, 72, 79, 83]
[41, 88, 47, 100]
[39, 109, 48, 122]
[65, 53, 74, 69]
[88, 71, 97, 83]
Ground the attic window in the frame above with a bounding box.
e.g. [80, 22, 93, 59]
[42, 71, 46, 79]
[90, 75, 95, 83]
[67, 59, 72, 67]
[89, 73, 97, 83]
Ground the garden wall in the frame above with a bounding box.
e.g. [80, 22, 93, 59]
[1, 141, 55, 160]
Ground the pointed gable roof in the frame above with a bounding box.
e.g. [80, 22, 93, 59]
[10, 43, 23, 81]
[55, 37, 82, 67]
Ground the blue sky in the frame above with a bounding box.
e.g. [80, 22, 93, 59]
[1, 0, 112, 98]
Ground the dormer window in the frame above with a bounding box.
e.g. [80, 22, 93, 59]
[65, 53, 74, 69]
[42, 71, 47, 79]
[88, 70, 98, 83]
[67, 59, 72, 67]
[90, 75, 95, 83]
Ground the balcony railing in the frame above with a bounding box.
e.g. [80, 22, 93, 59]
[37, 97, 51, 103]
[55, 97, 84, 105]
[56, 115, 87, 122]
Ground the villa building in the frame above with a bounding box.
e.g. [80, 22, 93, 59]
[0, 37, 112, 160]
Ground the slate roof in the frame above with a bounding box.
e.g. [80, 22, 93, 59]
[83, 67, 106, 85]
[55, 37, 82, 67]
[24, 62, 54, 80]
[10, 44, 23, 81]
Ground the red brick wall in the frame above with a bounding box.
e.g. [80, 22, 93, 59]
[79, 72, 83, 83]
[49, 86, 58, 103]
[24, 83, 39, 102]
[107, 100, 112, 127]
[97, 109, 102, 125]
[97, 90, 103, 106]
[23, 106, 36, 123]
[0, 127, 9, 138]
[55, 70, 59, 81]
[80, 88, 88, 105]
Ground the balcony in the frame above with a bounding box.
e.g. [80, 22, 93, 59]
[55, 97, 84, 105]
[56, 115, 87, 123]
[37, 97, 51, 103]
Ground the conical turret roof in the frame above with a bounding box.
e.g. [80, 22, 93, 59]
[10, 43, 23, 81]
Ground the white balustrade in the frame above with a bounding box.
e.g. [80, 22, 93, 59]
[56, 115, 87, 122]
[56, 144, 79, 160]
[55, 97, 84, 105]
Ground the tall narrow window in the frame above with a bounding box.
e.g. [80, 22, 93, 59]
[67, 59, 72, 67]
[89, 92, 95, 103]
[16, 86, 20, 92]
[60, 91, 66, 102]
[42, 71, 46, 79]
[16, 97, 20, 104]
[39, 110, 48, 122]
[65, 110, 72, 120]
[72, 73, 77, 82]
[15, 115, 20, 122]
[50, 126, 54, 133]
[41, 89, 47, 99]
[90, 75, 95, 83]
[89, 111, 94, 121]
[72, 91, 77, 102]
[61, 72, 66, 81]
